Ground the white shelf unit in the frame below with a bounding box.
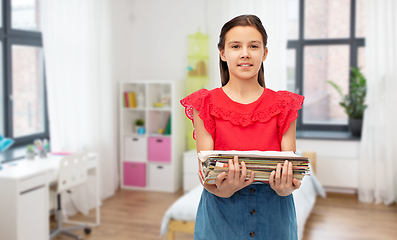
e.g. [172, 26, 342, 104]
[119, 80, 185, 192]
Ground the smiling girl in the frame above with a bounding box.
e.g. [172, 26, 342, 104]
[181, 14, 304, 239]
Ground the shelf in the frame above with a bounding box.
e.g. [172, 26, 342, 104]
[119, 80, 185, 193]
[123, 107, 171, 111]
[123, 133, 172, 138]
[147, 107, 171, 111]
[123, 133, 146, 137]
[123, 108, 146, 111]
[148, 133, 171, 138]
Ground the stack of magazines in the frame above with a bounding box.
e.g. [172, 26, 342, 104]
[197, 150, 310, 185]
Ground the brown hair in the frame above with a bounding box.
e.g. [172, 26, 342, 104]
[218, 14, 268, 87]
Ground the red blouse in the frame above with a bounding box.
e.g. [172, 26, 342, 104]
[181, 88, 304, 151]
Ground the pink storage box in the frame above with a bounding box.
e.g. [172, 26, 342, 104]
[123, 161, 146, 187]
[148, 136, 171, 163]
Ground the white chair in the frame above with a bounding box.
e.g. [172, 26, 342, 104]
[50, 153, 92, 240]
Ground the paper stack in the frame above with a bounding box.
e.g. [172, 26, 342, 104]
[197, 150, 310, 185]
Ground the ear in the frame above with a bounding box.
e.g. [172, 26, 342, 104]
[262, 47, 268, 62]
[219, 49, 227, 62]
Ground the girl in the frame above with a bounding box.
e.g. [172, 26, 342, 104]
[181, 14, 304, 239]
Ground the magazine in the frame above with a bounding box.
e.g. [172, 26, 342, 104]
[197, 150, 310, 185]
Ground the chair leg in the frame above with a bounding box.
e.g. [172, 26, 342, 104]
[50, 208, 64, 239]
[59, 230, 83, 240]
[51, 227, 85, 240]
[62, 224, 89, 233]
[50, 194, 89, 240]
[50, 228, 62, 239]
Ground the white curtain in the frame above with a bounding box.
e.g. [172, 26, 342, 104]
[40, 0, 118, 215]
[205, 0, 288, 90]
[359, 0, 397, 205]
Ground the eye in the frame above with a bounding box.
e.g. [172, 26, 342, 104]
[232, 45, 240, 49]
[251, 45, 259, 49]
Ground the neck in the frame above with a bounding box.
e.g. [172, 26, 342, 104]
[222, 77, 264, 104]
[224, 76, 262, 96]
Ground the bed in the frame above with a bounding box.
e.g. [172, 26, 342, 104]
[160, 152, 325, 240]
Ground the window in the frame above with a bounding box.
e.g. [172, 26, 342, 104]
[287, 0, 365, 132]
[1, 0, 48, 147]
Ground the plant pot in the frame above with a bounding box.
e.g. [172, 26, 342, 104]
[26, 151, 35, 160]
[134, 126, 145, 134]
[349, 118, 363, 137]
[137, 127, 145, 135]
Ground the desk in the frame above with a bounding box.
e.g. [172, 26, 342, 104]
[0, 153, 100, 240]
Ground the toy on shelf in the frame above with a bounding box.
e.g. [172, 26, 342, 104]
[161, 93, 171, 107]
[153, 102, 164, 108]
[153, 92, 171, 108]
[137, 92, 145, 108]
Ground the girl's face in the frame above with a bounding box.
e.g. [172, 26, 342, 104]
[220, 26, 268, 83]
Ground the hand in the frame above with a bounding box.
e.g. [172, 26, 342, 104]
[211, 156, 255, 198]
[269, 160, 301, 196]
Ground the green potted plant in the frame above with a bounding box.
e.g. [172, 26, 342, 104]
[26, 144, 35, 160]
[134, 119, 145, 134]
[327, 67, 367, 137]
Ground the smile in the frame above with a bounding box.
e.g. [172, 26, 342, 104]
[238, 63, 253, 67]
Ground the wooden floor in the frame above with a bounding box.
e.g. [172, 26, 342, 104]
[51, 189, 397, 240]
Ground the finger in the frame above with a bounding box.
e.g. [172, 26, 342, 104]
[282, 160, 289, 184]
[240, 161, 247, 181]
[233, 156, 240, 179]
[228, 159, 235, 179]
[244, 172, 255, 186]
[269, 170, 275, 188]
[287, 161, 293, 186]
[292, 178, 301, 189]
[198, 173, 204, 186]
[275, 163, 282, 185]
[215, 172, 227, 188]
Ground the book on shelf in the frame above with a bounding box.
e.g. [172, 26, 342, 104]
[123, 91, 138, 108]
[124, 92, 129, 108]
[128, 92, 136, 108]
[197, 150, 310, 185]
[164, 114, 171, 135]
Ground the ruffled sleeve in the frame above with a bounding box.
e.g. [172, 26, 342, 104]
[180, 89, 215, 140]
[277, 91, 304, 142]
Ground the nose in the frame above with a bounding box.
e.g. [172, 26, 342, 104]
[240, 47, 250, 59]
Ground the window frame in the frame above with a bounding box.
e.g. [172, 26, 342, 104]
[289, 0, 365, 132]
[1, 0, 49, 147]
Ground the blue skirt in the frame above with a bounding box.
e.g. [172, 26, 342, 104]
[194, 183, 298, 240]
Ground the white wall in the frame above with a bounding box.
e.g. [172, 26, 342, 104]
[111, 0, 206, 81]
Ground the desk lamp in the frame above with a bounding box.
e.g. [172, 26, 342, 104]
[0, 135, 14, 152]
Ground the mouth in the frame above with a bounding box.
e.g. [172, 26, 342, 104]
[238, 63, 253, 67]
